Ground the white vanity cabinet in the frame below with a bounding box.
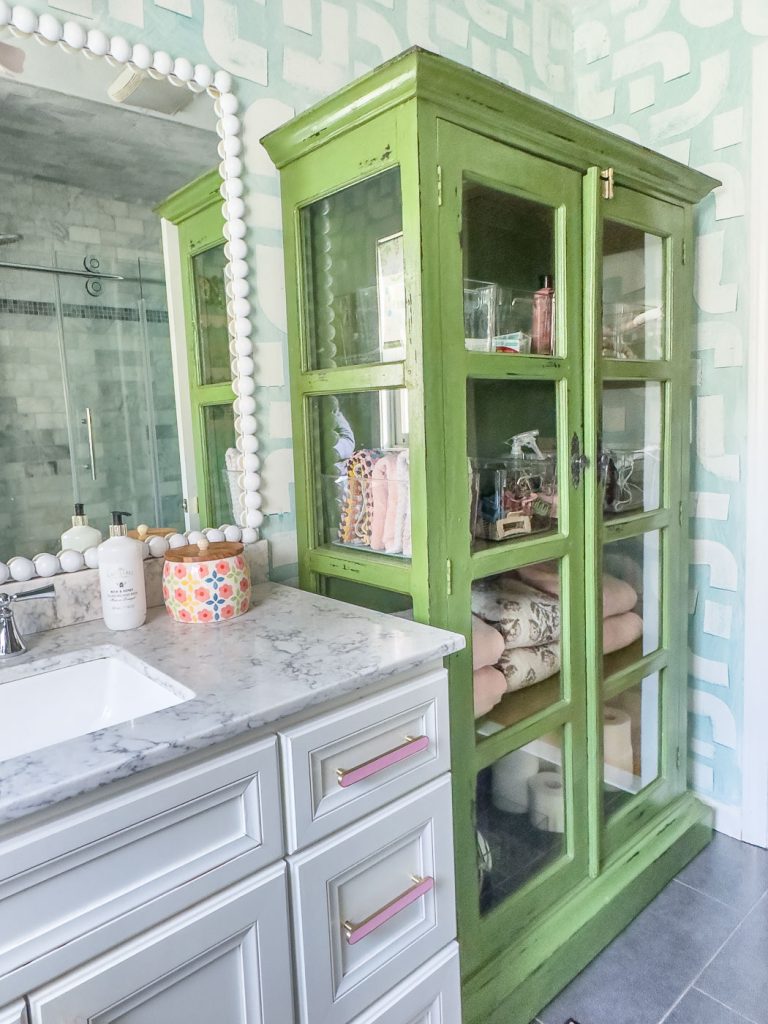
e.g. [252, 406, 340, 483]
[26, 867, 293, 1024]
[1, 665, 460, 1024]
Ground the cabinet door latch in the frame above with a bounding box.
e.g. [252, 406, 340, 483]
[571, 432, 590, 488]
[601, 167, 615, 200]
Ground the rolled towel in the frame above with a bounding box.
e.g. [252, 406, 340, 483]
[473, 665, 507, 718]
[603, 611, 643, 654]
[518, 561, 638, 617]
[388, 449, 410, 555]
[603, 706, 634, 773]
[370, 454, 397, 551]
[472, 614, 505, 670]
[472, 576, 560, 649]
[498, 642, 561, 692]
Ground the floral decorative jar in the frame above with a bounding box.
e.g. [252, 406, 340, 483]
[162, 538, 251, 624]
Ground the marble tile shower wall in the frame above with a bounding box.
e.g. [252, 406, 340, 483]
[0, 169, 183, 555]
[569, 0, 759, 837]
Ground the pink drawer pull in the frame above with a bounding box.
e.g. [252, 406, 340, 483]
[336, 735, 430, 789]
[343, 875, 434, 945]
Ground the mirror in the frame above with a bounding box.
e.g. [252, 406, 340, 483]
[0, 16, 257, 569]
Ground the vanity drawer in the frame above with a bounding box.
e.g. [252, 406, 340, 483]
[280, 669, 449, 850]
[0, 1003, 26, 1024]
[0, 736, 282, 981]
[350, 944, 461, 1024]
[290, 775, 455, 1024]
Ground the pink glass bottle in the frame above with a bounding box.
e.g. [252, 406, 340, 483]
[531, 274, 554, 355]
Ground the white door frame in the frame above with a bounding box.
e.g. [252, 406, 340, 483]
[741, 39, 768, 847]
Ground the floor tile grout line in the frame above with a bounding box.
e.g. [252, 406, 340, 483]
[655, 907, 753, 1024]
[691, 985, 762, 1024]
[672, 877, 740, 913]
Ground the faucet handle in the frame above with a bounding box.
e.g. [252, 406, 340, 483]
[0, 584, 56, 606]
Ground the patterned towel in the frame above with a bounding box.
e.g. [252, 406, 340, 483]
[471, 576, 560, 650]
[338, 449, 380, 545]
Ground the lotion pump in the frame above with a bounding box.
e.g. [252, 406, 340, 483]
[61, 503, 102, 553]
[98, 511, 147, 631]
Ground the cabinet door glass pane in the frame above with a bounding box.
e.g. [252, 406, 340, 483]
[202, 402, 236, 526]
[309, 390, 410, 556]
[301, 168, 404, 370]
[468, 380, 558, 551]
[603, 673, 660, 820]
[478, 729, 565, 915]
[602, 220, 664, 361]
[473, 561, 563, 740]
[192, 243, 230, 386]
[463, 182, 555, 355]
[602, 530, 661, 668]
[602, 381, 662, 518]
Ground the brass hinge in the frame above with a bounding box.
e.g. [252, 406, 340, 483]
[600, 167, 615, 200]
[682, 239, 687, 265]
[437, 164, 443, 206]
[446, 558, 453, 595]
[679, 500, 684, 526]
[676, 746, 682, 770]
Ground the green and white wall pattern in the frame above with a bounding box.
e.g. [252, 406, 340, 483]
[571, 0, 761, 837]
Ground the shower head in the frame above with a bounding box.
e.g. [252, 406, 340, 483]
[0, 233, 22, 246]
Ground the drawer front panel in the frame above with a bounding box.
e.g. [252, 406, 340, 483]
[0, 736, 282, 977]
[281, 670, 449, 850]
[351, 945, 461, 1024]
[291, 776, 455, 1024]
[27, 865, 294, 1024]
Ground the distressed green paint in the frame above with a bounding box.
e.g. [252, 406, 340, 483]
[263, 49, 716, 1024]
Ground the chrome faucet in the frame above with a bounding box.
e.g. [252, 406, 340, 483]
[0, 584, 56, 659]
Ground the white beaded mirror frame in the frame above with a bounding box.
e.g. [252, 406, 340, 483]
[0, 1, 263, 582]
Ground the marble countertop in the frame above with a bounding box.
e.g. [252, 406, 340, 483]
[0, 583, 464, 826]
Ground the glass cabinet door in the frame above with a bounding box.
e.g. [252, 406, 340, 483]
[436, 121, 589, 961]
[591, 179, 687, 856]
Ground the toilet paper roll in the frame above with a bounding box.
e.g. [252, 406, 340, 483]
[603, 706, 634, 774]
[491, 749, 540, 813]
[528, 771, 565, 833]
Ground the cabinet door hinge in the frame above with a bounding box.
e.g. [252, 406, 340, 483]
[446, 558, 453, 595]
[437, 164, 443, 206]
[600, 167, 615, 200]
[679, 500, 684, 527]
[682, 239, 688, 265]
[676, 746, 682, 770]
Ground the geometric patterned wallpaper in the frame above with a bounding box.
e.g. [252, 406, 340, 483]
[571, 0, 757, 833]
[13, 0, 752, 828]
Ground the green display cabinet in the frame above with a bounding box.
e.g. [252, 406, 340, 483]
[262, 49, 718, 1024]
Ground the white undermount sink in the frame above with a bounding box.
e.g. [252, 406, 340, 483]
[0, 656, 193, 762]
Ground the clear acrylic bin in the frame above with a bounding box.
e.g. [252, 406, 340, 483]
[471, 453, 557, 542]
[602, 302, 663, 360]
[324, 447, 411, 557]
[602, 446, 660, 515]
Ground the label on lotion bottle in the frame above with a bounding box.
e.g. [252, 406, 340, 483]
[97, 511, 147, 631]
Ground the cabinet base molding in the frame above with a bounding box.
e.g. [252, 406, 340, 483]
[462, 793, 712, 1024]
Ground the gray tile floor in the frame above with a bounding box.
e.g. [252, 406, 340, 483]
[532, 833, 768, 1024]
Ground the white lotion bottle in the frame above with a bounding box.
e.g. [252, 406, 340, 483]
[98, 511, 147, 630]
[61, 503, 102, 553]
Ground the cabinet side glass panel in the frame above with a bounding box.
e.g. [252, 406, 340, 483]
[307, 390, 410, 557]
[602, 381, 663, 519]
[463, 181, 556, 355]
[192, 243, 230, 387]
[201, 403, 237, 526]
[300, 168, 404, 370]
[478, 728, 566, 915]
[602, 673, 661, 821]
[602, 220, 665, 361]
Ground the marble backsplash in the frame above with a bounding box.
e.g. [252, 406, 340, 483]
[1, 540, 269, 636]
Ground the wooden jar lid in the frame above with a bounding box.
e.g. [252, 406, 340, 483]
[165, 540, 244, 564]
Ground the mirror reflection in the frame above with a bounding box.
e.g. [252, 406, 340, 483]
[0, 36, 226, 562]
